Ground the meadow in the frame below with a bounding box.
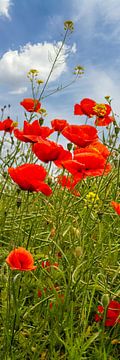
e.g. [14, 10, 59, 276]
[0, 21, 120, 360]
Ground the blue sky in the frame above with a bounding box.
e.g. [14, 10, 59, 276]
[0, 0, 120, 127]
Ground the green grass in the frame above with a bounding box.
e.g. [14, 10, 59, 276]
[0, 149, 120, 359]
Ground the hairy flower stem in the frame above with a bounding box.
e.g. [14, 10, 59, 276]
[9, 274, 23, 355]
[39, 28, 69, 101]
[15, 191, 30, 246]
[41, 76, 78, 101]
[0, 132, 5, 155]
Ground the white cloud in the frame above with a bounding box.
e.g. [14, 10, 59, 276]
[85, 68, 120, 105]
[71, 43, 77, 54]
[0, 41, 76, 94]
[72, 0, 120, 40]
[72, 0, 120, 23]
[9, 86, 27, 95]
[0, 0, 12, 19]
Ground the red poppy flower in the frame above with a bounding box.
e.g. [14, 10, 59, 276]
[74, 152, 105, 169]
[57, 174, 80, 196]
[74, 151, 111, 177]
[88, 141, 110, 159]
[74, 103, 85, 116]
[62, 159, 85, 177]
[20, 98, 41, 112]
[62, 125, 98, 147]
[41, 260, 51, 269]
[32, 138, 71, 165]
[6, 247, 36, 271]
[0, 118, 17, 133]
[95, 116, 114, 126]
[8, 163, 52, 196]
[74, 98, 96, 116]
[51, 119, 68, 132]
[74, 98, 111, 118]
[95, 300, 120, 326]
[71, 189, 81, 197]
[74, 98, 113, 126]
[32, 138, 60, 163]
[57, 174, 79, 189]
[62, 151, 111, 178]
[54, 146, 72, 167]
[111, 201, 120, 216]
[41, 260, 59, 271]
[74, 140, 110, 159]
[14, 120, 54, 143]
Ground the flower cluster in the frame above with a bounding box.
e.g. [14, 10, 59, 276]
[2, 94, 119, 281]
[0, 96, 114, 199]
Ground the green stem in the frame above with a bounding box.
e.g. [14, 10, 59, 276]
[0, 132, 6, 155]
[39, 28, 69, 101]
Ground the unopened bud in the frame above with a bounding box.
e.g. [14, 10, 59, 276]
[39, 117, 44, 126]
[101, 294, 109, 308]
[50, 228, 56, 238]
[74, 65, 85, 75]
[38, 108, 47, 117]
[64, 20, 74, 32]
[74, 246, 83, 257]
[115, 127, 120, 136]
[37, 79, 44, 85]
[67, 142, 73, 151]
[105, 95, 110, 101]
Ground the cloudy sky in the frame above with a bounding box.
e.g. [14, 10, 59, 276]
[0, 0, 120, 126]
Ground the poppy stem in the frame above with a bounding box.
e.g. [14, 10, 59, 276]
[0, 131, 5, 155]
[10, 273, 23, 354]
[39, 28, 69, 101]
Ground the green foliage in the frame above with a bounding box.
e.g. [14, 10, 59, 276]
[0, 153, 120, 359]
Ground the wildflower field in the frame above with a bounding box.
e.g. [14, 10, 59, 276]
[0, 21, 120, 360]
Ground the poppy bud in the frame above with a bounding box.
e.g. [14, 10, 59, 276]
[50, 228, 56, 238]
[67, 142, 73, 151]
[115, 127, 120, 136]
[39, 117, 44, 126]
[74, 246, 83, 257]
[64, 20, 74, 32]
[101, 294, 109, 308]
